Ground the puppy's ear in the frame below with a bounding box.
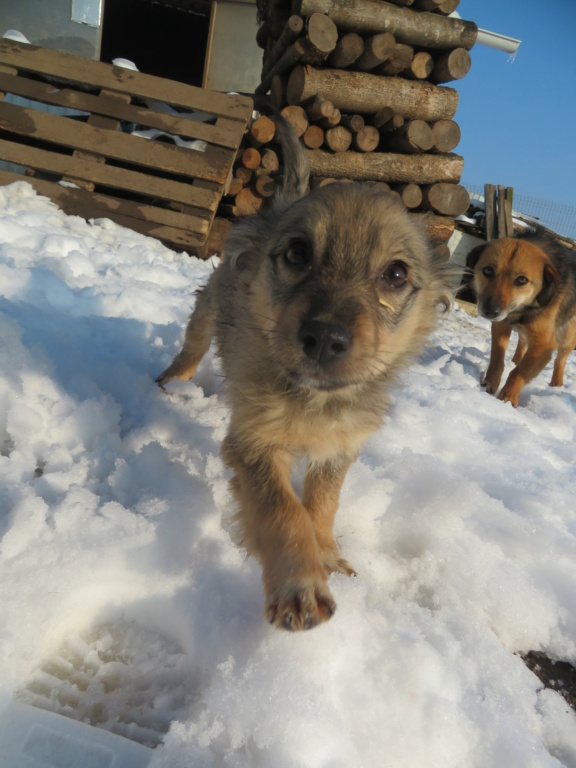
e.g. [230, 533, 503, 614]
[536, 261, 559, 307]
[455, 244, 486, 301]
[465, 244, 486, 271]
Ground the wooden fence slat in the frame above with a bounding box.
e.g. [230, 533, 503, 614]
[0, 72, 245, 150]
[0, 39, 253, 253]
[0, 101, 232, 184]
[0, 138, 220, 212]
[0, 40, 252, 121]
[0, 171, 206, 249]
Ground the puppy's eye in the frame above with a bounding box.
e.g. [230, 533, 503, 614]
[482, 266, 495, 278]
[380, 260, 408, 289]
[514, 275, 529, 286]
[284, 241, 310, 267]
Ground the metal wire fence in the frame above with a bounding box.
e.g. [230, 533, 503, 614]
[465, 184, 576, 242]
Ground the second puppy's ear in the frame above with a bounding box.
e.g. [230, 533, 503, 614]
[465, 244, 486, 271]
[536, 261, 559, 307]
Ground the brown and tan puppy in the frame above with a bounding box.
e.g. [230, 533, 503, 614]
[158, 114, 451, 631]
[467, 233, 576, 407]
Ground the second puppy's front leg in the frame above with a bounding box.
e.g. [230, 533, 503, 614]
[482, 321, 512, 394]
[223, 436, 336, 631]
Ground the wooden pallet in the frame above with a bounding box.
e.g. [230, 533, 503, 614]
[0, 39, 253, 254]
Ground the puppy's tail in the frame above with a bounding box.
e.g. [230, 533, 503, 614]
[253, 96, 309, 200]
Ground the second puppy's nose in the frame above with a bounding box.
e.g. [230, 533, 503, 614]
[299, 320, 352, 364]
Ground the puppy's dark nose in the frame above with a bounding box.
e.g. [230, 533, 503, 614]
[480, 300, 502, 320]
[299, 320, 351, 363]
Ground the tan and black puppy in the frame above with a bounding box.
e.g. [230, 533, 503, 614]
[158, 115, 451, 631]
[467, 233, 576, 407]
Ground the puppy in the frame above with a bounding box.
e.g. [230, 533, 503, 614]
[467, 232, 576, 407]
[158, 114, 451, 630]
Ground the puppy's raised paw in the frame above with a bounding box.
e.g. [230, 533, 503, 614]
[265, 580, 336, 631]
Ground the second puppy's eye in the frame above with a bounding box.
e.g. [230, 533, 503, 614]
[514, 275, 529, 286]
[284, 241, 310, 267]
[482, 265, 495, 278]
[380, 260, 408, 288]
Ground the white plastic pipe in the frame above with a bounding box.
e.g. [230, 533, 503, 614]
[450, 11, 521, 55]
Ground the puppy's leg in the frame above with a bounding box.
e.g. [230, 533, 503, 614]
[498, 341, 555, 406]
[482, 321, 512, 394]
[302, 458, 356, 577]
[512, 334, 527, 365]
[156, 278, 216, 386]
[550, 318, 576, 387]
[223, 435, 336, 631]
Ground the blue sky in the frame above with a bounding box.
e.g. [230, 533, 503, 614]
[454, 1, 576, 208]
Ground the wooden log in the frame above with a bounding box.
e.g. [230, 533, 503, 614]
[435, 0, 460, 15]
[256, 39, 305, 94]
[234, 166, 253, 185]
[248, 115, 276, 147]
[354, 32, 396, 71]
[430, 119, 461, 152]
[327, 33, 364, 69]
[261, 148, 280, 173]
[306, 149, 464, 184]
[383, 119, 434, 152]
[256, 22, 271, 50]
[302, 124, 325, 148]
[340, 114, 365, 133]
[370, 107, 395, 129]
[263, 15, 304, 74]
[319, 108, 341, 128]
[378, 113, 405, 133]
[403, 51, 434, 80]
[292, 0, 478, 49]
[281, 104, 309, 137]
[324, 125, 352, 152]
[287, 66, 459, 121]
[234, 187, 263, 215]
[254, 175, 277, 197]
[225, 176, 244, 197]
[413, 212, 455, 243]
[394, 182, 422, 209]
[375, 43, 413, 76]
[306, 95, 336, 122]
[269, 74, 287, 109]
[304, 12, 339, 60]
[420, 182, 470, 215]
[431, 48, 472, 84]
[352, 125, 380, 152]
[412, 0, 442, 9]
[241, 147, 262, 170]
[270, 6, 292, 37]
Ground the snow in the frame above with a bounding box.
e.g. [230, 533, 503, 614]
[1, 180, 576, 767]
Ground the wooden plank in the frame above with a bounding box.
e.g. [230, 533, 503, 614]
[0, 72, 247, 150]
[0, 171, 206, 250]
[484, 183, 496, 241]
[0, 138, 219, 212]
[0, 100, 233, 184]
[0, 40, 253, 122]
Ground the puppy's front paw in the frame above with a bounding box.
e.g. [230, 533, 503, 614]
[481, 375, 499, 395]
[497, 384, 519, 407]
[265, 578, 336, 631]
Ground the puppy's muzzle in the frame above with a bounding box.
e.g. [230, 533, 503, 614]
[299, 320, 352, 365]
[479, 299, 506, 321]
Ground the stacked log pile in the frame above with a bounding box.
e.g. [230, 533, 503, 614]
[220, 0, 478, 249]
